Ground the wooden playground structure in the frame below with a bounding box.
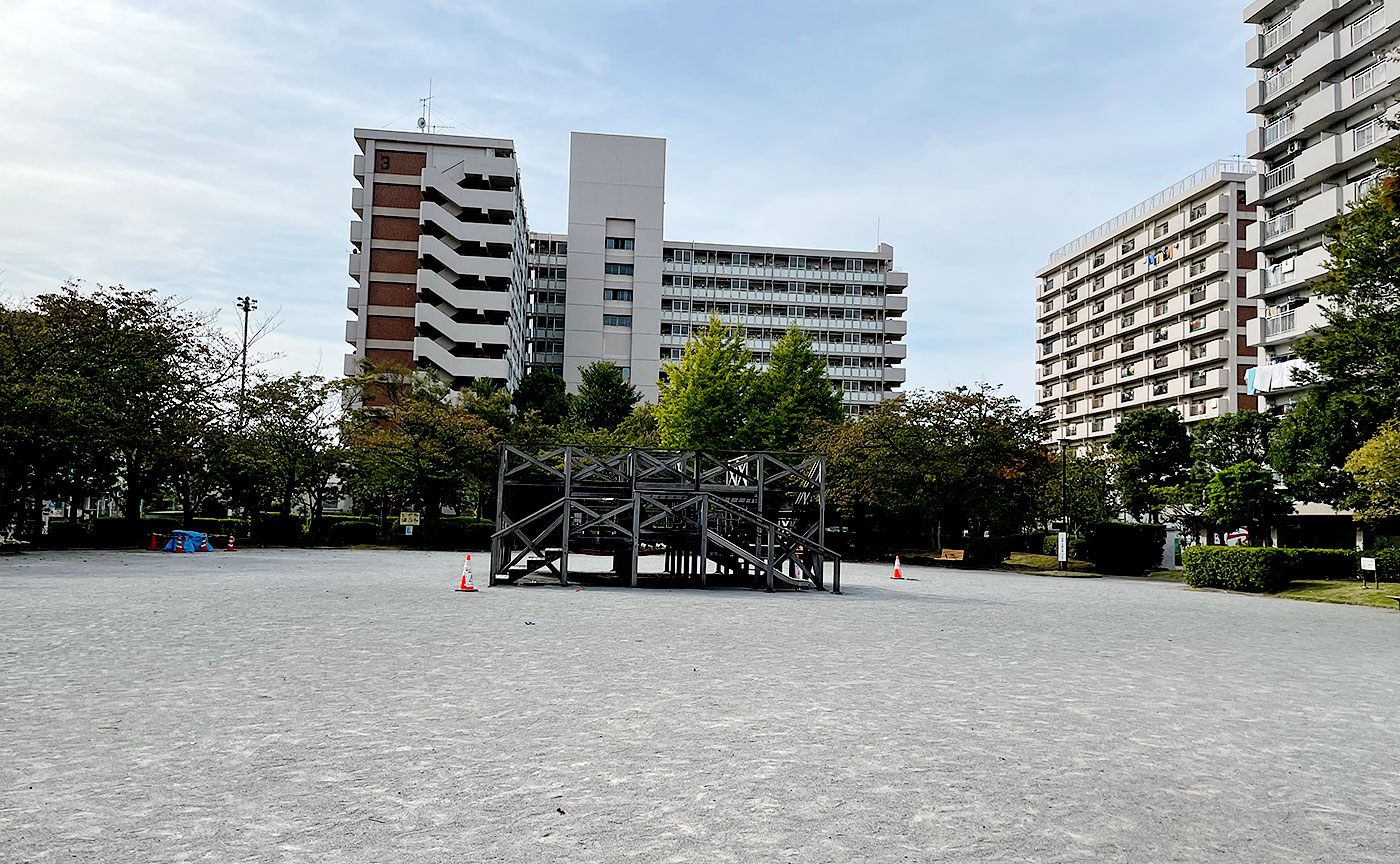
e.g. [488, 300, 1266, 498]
[489, 445, 842, 593]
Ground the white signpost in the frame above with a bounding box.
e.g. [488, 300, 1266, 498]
[1057, 531, 1068, 565]
[1361, 556, 1377, 590]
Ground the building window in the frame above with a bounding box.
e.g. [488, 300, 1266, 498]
[604, 263, 634, 276]
[733, 279, 750, 291]
[1092, 349, 1105, 364]
[555, 241, 568, 255]
[1353, 8, 1381, 44]
[619, 366, 631, 380]
[1354, 119, 1380, 151]
[1121, 312, 1135, 327]
[1066, 310, 1079, 324]
[1153, 301, 1168, 317]
[790, 255, 807, 269]
[1091, 324, 1105, 339]
[1189, 258, 1208, 277]
[732, 252, 750, 266]
[1122, 238, 1136, 254]
[1121, 262, 1136, 279]
[1352, 64, 1379, 98]
[378, 154, 391, 170]
[605, 237, 635, 250]
[1190, 201, 1207, 221]
[1189, 316, 1207, 333]
[1121, 337, 1135, 351]
[1121, 287, 1135, 302]
[1153, 353, 1170, 369]
[845, 258, 864, 271]
[603, 314, 633, 327]
[1154, 275, 1169, 292]
[1092, 276, 1105, 291]
[1153, 327, 1169, 344]
[1190, 400, 1208, 417]
[1153, 381, 1169, 396]
[1154, 221, 1170, 239]
[1067, 288, 1079, 303]
[1190, 370, 1208, 388]
[671, 248, 692, 263]
[604, 288, 634, 301]
[1066, 353, 1079, 369]
[1189, 230, 1206, 249]
[1122, 388, 1137, 403]
[1122, 362, 1136, 378]
[1093, 252, 1105, 267]
[1067, 266, 1079, 280]
[1091, 418, 1105, 432]
[1092, 300, 1106, 315]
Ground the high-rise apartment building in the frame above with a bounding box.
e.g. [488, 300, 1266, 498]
[1035, 160, 1261, 445]
[347, 129, 530, 389]
[348, 129, 911, 414]
[1243, 0, 1398, 411]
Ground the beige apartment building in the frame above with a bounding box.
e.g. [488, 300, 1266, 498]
[1243, 0, 1400, 412]
[1035, 160, 1261, 446]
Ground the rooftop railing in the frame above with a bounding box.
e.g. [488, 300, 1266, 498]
[1047, 159, 1257, 264]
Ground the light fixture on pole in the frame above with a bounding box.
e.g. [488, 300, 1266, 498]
[236, 296, 257, 426]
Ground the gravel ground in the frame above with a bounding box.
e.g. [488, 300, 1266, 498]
[1, 549, 1397, 863]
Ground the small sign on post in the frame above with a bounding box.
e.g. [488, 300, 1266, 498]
[1361, 556, 1377, 590]
[1057, 531, 1068, 569]
[404, 525, 414, 536]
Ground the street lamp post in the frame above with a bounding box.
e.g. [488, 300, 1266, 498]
[235, 296, 257, 426]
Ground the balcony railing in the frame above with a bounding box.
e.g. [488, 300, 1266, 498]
[1263, 113, 1295, 147]
[1264, 210, 1296, 240]
[1265, 312, 1296, 336]
[1264, 16, 1291, 51]
[1262, 161, 1296, 192]
[1265, 64, 1294, 98]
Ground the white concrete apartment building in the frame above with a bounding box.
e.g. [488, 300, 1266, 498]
[345, 128, 911, 414]
[347, 129, 530, 388]
[1243, 0, 1400, 411]
[1035, 160, 1262, 446]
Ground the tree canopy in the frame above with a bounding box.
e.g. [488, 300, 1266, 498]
[571, 361, 641, 431]
[656, 317, 760, 450]
[1106, 408, 1191, 520]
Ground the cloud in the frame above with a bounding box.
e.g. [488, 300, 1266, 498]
[0, 0, 1254, 407]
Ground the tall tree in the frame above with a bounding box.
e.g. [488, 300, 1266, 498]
[1270, 388, 1388, 506]
[656, 317, 759, 450]
[1041, 446, 1116, 530]
[1345, 419, 1400, 522]
[1106, 408, 1191, 521]
[514, 367, 570, 426]
[340, 364, 499, 518]
[1205, 461, 1292, 546]
[815, 385, 1048, 550]
[750, 327, 843, 451]
[571, 361, 641, 431]
[1191, 411, 1279, 472]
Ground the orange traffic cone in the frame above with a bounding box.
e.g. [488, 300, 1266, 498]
[456, 554, 477, 592]
[226, 534, 236, 552]
[150, 533, 159, 551]
[891, 555, 903, 580]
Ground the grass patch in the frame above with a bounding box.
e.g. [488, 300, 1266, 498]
[1276, 580, 1400, 610]
[1149, 570, 1187, 582]
[1007, 552, 1095, 573]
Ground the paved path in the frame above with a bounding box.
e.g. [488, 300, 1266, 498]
[2, 550, 1397, 862]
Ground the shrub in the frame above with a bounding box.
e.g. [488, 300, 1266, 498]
[326, 519, 384, 546]
[1183, 546, 1293, 592]
[961, 535, 1011, 568]
[1081, 522, 1166, 575]
[307, 515, 380, 545]
[189, 518, 247, 538]
[1184, 546, 1362, 592]
[1040, 533, 1086, 560]
[1001, 533, 1051, 554]
[43, 517, 181, 549]
[1288, 548, 1359, 581]
[1374, 548, 1400, 581]
[407, 517, 494, 551]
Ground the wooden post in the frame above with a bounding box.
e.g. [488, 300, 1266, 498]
[698, 495, 709, 589]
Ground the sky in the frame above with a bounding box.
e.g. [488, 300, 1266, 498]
[0, 0, 1256, 404]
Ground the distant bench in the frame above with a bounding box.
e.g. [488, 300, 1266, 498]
[1387, 595, 1400, 611]
[939, 549, 964, 561]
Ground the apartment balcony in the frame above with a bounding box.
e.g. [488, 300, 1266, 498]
[883, 366, 908, 384]
[416, 302, 512, 346]
[1247, 0, 1357, 66]
[351, 186, 365, 214]
[344, 320, 359, 345]
[1247, 28, 1344, 114]
[348, 250, 363, 279]
[885, 318, 908, 336]
[1185, 279, 1231, 310]
[1184, 396, 1229, 422]
[415, 336, 509, 381]
[1145, 376, 1185, 404]
[1182, 337, 1230, 368]
[1251, 300, 1330, 346]
[430, 181, 517, 215]
[1147, 351, 1183, 376]
[885, 294, 909, 314]
[1185, 307, 1231, 340]
[885, 342, 908, 360]
[353, 154, 365, 181]
[1186, 366, 1231, 393]
[1183, 251, 1231, 285]
[1248, 245, 1330, 298]
[886, 271, 909, 291]
[350, 220, 363, 246]
[1254, 186, 1345, 250]
[1250, 136, 1342, 205]
[417, 269, 512, 312]
[345, 287, 360, 312]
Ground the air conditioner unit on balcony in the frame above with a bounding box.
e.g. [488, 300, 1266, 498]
[1286, 142, 1302, 154]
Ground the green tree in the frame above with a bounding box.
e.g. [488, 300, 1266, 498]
[1106, 408, 1191, 520]
[1041, 446, 1116, 530]
[1191, 411, 1279, 472]
[750, 327, 843, 451]
[340, 363, 499, 518]
[571, 361, 641, 431]
[656, 317, 759, 450]
[1294, 144, 1400, 409]
[1345, 419, 1400, 522]
[1205, 461, 1292, 545]
[1270, 388, 1389, 505]
[814, 384, 1048, 551]
[239, 374, 340, 519]
[514, 367, 570, 426]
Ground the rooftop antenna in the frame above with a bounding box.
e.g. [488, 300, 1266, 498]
[418, 78, 434, 133]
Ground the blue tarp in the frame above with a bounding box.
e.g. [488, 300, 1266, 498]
[163, 530, 211, 553]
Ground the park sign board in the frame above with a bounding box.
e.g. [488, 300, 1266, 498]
[399, 512, 421, 527]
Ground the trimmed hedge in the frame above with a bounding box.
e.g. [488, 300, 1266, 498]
[1183, 546, 1362, 592]
[1377, 548, 1400, 581]
[1081, 523, 1167, 575]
